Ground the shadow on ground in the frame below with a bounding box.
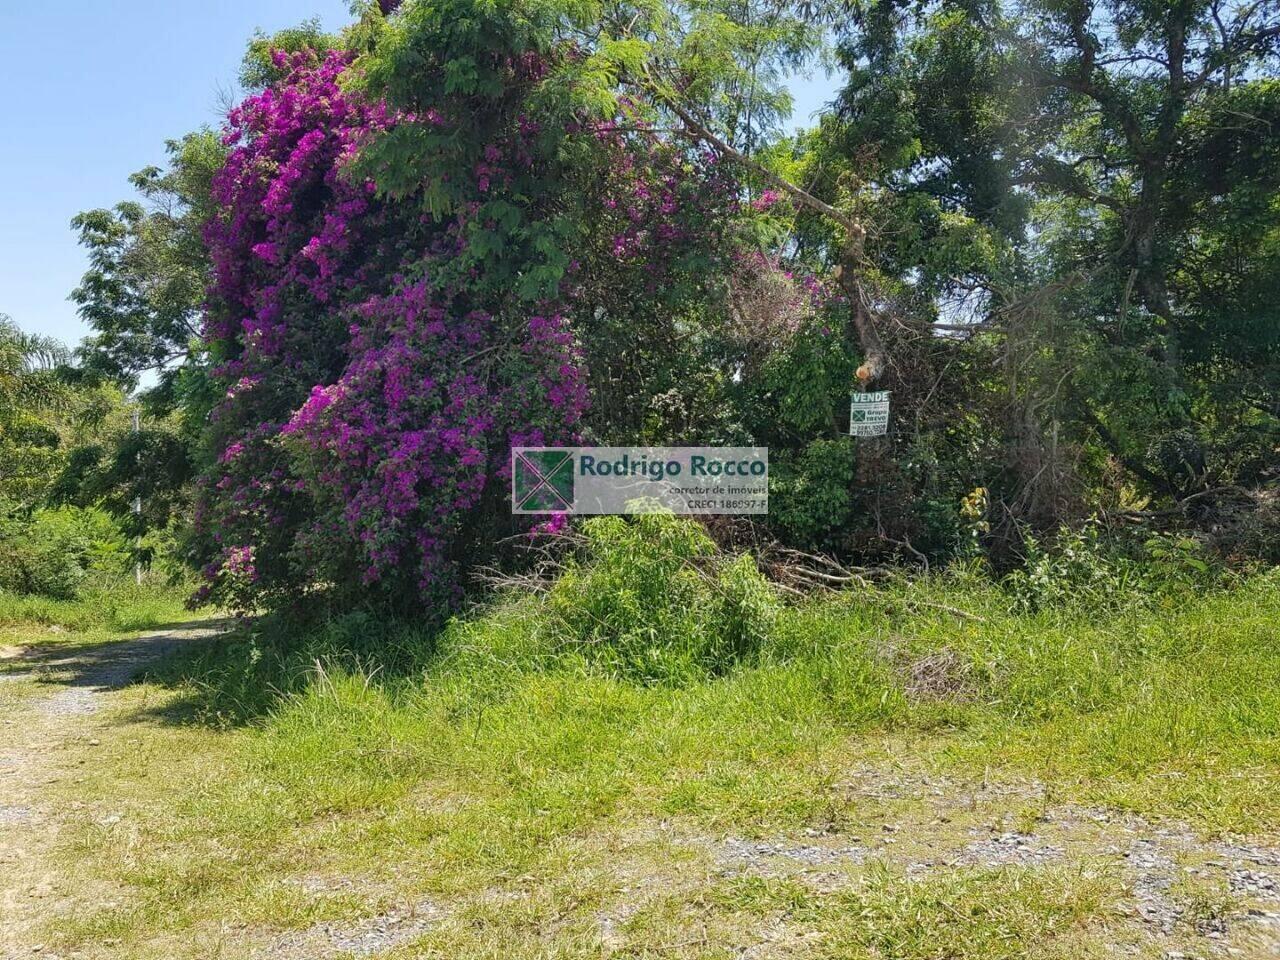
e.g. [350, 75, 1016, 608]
[112, 616, 330, 729]
[0, 621, 235, 709]
[121, 609, 452, 729]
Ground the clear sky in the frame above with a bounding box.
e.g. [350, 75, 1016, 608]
[0, 1, 353, 347]
[0, 2, 836, 350]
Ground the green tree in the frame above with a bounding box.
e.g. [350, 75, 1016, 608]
[355, 0, 903, 385]
[0, 315, 72, 510]
[70, 131, 223, 413]
[820, 0, 1280, 508]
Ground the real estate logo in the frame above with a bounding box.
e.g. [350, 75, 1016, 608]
[512, 446, 768, 515]
[512, 448, 576, 512]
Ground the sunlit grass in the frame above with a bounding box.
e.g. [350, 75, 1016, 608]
[8, 566, 1280, 957]
[0, 580, 192, 634]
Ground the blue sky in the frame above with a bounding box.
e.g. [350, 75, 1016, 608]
[0, 2, 836, 350]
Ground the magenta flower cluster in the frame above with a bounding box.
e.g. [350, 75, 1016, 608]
[195, 50, 583, 610]
[281, 285, 584, 594]
[192, 45, 751, 614]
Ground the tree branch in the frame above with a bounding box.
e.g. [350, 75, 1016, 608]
[634, 67, 890, 382]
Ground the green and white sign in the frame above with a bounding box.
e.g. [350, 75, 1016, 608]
[849, 390, 890, 437]
[513, 447, 768, 515]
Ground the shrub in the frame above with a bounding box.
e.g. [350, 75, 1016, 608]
[1002, 521, 1222, 612]
[193, 45, 741, 617]
[1208, 490, 1280, 565]
[769, 438, 856, 547]
[1003, 523, 1132, 611]
[0, 506, 129, 599]
[544, 515, 778, 683]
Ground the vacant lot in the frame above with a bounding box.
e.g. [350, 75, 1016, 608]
[3, 572, 1280, 959]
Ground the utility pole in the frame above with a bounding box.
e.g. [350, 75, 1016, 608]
[132, 406, 142, 586]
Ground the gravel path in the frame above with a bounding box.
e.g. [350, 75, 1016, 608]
[0, 623, 218, 959]
[0, 622, 448, 960]
[705, 791, 1280, 957]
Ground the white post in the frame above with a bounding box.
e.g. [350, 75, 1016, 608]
[132, 406, 142, 586]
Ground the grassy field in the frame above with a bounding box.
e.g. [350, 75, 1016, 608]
[0, 583, 194, 703]
[0, 581, 193, 634]
[3, 544, 1280, 958]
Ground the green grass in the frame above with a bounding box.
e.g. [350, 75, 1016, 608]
[151, 566, 1280, 830]
[0, 580, 193, 633]
[8, 554, 1280, 958]
[0, 582, 195, 704]
[804, 863, 1124, 960]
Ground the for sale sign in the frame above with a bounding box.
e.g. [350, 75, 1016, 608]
[849, 390, 890, 437]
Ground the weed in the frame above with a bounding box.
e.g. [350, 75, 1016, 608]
[542, 514, 779, 683]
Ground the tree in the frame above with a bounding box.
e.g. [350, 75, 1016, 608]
[0, 315, 72, 510]
[194, 46, 591, 611]
[71, 132, 223, 413]
[0, 314, 68, 413]
[819, 0, 1280, 511]
[0, 317, 136, 516]
[191, 2, 788, 612]
[107, 0, 1280, 607]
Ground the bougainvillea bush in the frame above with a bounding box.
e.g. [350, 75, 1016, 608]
[195, 29, 748, 614]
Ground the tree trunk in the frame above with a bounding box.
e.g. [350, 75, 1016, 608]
[832, 236, 888, 385]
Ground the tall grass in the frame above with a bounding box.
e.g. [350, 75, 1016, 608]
[28, 521, 1280, 957]
[0, 580, 193, 633]
[146, 515, 1280, 832]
